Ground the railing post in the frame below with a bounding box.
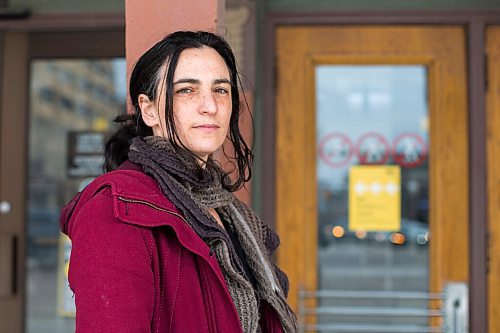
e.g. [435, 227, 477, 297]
[298, 286, 305, 333]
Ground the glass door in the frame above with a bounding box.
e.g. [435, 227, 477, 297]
[275, 26, 469, 332]
[0, 30, 124, 333]
[25, 58, 125, 333]
[315, 65, 429, 328]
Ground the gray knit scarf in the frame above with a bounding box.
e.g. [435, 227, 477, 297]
[128, 136, 297, 333]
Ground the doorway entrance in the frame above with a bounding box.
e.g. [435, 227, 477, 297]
[0, 30, 124, 333]
[275, 25, 469, 332]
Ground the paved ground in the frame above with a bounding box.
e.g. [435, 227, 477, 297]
[26, 261, 75, 333]
[314, 239, 430, 327]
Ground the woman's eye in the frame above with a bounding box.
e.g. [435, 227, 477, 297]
[214, 87, 229, 94]
[177, 87, 193, 94]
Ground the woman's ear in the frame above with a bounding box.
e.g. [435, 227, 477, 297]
[138, 94, 160, 128]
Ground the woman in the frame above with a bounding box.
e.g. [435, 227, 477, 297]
[60, 31, 297, 333]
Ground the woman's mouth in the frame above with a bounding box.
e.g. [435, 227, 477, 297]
[194, 124, 219, 132]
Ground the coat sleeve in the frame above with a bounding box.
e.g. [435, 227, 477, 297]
[68, 188, 154, 333]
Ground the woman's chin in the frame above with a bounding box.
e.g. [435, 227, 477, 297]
[191, 148, 218, 161]
[189, 143, 223, 158]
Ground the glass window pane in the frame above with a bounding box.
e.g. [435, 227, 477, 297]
[316, 65, 429, 324]
[26, 59, 126, 333]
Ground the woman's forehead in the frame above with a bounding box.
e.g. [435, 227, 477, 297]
[173, 47, 230, 79]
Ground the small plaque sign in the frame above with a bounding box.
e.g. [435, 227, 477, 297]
[67, 131, 107, 177]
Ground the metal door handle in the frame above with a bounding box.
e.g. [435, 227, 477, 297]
[0, 233, 17, 297]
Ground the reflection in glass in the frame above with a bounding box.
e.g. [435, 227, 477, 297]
[26, 59, 125, 333]
[316, 66, 429, 324]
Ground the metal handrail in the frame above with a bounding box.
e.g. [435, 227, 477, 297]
[300, 289, 444, 300]
[304, 306, 443, 317]
[303, 323, 442, 333]
[298, 289, 445, 333]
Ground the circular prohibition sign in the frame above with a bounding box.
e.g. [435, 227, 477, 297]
[355, 132, 390, 165]
[393, 132, 428, 168]
[318, 132, 355, 168]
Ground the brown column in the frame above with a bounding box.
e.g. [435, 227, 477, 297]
[124, 0, 252, 205]
[125, 0, 225, 85]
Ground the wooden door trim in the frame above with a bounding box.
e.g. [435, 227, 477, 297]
[261, 13, 492, 333]
[264, 10, 500, 25]
[468, 21, 488, 333]
[0, 13, 124, 32]
[29, 31, 125, 59]
[0, 32, 29, 333]
[486, 25, 500, 333]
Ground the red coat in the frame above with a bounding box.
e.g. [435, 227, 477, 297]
[60, 161, 286, 332]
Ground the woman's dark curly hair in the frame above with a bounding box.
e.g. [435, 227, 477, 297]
[104, 31, 253, 192]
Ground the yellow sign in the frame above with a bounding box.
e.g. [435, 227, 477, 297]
[349, 165, 401, 231]
[57, 233, 75, 317]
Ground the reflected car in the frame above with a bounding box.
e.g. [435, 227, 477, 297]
[399, 218, 429, 246]
[318, 218, 356, 247]
[319, 217, 429, 246]
[371, 218, 429, 246]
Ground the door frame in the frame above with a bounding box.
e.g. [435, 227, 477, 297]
[0, 15, 124, 333]
[261, 10, 500, 333]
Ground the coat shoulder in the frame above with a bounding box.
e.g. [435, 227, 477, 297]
[62, 169, 183, 236]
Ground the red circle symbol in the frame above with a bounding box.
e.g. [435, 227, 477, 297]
[318, 132, 354, 168]
[393, 133, 427, 168]
[355, 132, 390, 165]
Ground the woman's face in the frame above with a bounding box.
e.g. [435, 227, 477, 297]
[142, 47, 233, 162]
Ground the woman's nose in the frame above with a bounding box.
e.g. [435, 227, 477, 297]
[201, 92, 217, 114]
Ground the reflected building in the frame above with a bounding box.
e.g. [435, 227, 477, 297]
[25, 59, 126, 331]
[28, 59, 125, 267]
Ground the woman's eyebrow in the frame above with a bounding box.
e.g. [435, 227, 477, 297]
[173, 78, 200, 85]
[214, 78, 231, 85]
